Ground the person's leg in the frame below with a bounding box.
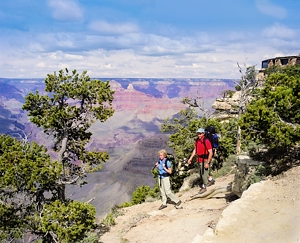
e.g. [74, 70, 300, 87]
[162, 177, 180, 204]
[207, 171, 215, 187]
[199, 162, 206, 185]
[199, 162, 208, 193]
[207, 176, 215, 186]
[197, 162, 203, 187]
[203, 162, 209, 185]
[207, 156, 216, 186]
[159, 178, 167, 205]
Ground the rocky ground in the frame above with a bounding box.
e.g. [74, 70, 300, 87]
[99, 166, 300, 243]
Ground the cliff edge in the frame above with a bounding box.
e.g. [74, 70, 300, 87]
[99, 166, 300, 243]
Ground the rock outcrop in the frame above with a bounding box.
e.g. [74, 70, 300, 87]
[211, 91, 241, 120]
[199, 166, 300, 243]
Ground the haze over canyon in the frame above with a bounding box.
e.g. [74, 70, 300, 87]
[0, 77, 236, 217]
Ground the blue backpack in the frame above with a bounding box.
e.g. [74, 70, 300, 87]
[204, 126, 219, 156]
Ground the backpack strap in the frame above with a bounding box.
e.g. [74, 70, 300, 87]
[158, 159, 170, 177]
[196, 138, 209, 162]
[165, 159, 169, 169]
[204, 137, 216, 158]
[203, 137, 207, 153]
[203, 137, 209, 158]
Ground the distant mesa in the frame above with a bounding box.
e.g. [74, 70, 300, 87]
[127, 83, 135, 91]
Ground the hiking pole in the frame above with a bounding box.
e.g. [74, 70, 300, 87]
[152, 164, 157, 170]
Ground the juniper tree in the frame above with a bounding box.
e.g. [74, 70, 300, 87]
[234, 64, 259, 154]
[0, 135, 97, 242]
[240, 65, 300, 150]
[22, 69, 115, 200]
[0, 69, 114, 242]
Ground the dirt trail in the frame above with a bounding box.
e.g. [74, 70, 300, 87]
[99, 174, 234, 243]
[99, 166, 300, 243]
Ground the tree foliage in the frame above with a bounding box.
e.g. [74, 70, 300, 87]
[40, 200, 96, 242]
[0, 135, 96, 242]
[0, 135, 60, 241]
[0, 69, 115, 242]
[240, 65, 300, 150]
[22, 69, 115, 198]
[160, 108, 235, 191]
[233, 64, 259, 154]
[181, 65, 259, 155]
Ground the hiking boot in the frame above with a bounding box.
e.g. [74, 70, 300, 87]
[198, 188, 207, 194]
[207, 179, 215, 187]
[175, 200, 181, 207]
[158, 204, 167, 210]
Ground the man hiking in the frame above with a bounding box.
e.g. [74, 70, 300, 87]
[187, 128, 213, 194]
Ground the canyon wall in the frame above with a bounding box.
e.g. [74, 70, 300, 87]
[0, 77, 236, 217]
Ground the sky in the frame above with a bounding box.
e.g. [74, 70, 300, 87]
[0, 0, 300, 79]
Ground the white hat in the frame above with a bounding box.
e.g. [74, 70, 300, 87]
[197, 128, 205, 133]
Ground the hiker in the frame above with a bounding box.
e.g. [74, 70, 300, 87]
[187, 128, 213, 194]
[154, 149, 181, 210]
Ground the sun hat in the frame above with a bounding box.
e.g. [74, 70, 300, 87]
[197, 128, 205, 133]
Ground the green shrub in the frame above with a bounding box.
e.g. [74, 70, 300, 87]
[119, 201, 133, 208]
[79, 232, 98, 243]
[212, 155, 237, 178]
[131, 185, 151, 205]
[100, 205, 125, 230]
[101, 213, 115, 227]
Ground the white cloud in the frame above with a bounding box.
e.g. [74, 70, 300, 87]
[58, 63, 70, 70]
[262, 23, 296, 39]
[47, 54, 57, 60]
[255, 0, 286, 19]
[89, 20, 139, 35]
[64, 54, 84, 60]
[1, 22, 299, 79]
[47, 51, 83, 60]
[47, 0, 84, 22]
[36, 62, 46, 67]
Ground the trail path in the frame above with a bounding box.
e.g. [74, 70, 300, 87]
[99, 167, 300, 243]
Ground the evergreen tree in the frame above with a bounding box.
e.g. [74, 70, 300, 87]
[0, 135, 96, 242]
[1, 68, 116, 242]
[22, 69, 115, 200]
[240, 65, 300, 150]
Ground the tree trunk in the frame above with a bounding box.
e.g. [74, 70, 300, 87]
[58, 137, 68, 163]
[57, 136, 68, 201]
[236, 126, 241, 155]
[58, 184, 66, 201]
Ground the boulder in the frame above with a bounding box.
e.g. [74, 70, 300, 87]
[232, 154, 262, 197]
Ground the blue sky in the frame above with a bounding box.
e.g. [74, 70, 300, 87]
[0, 0, 299, 79]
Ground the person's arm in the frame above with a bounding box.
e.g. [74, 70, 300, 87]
[207, 148, 213, 163]
[187, 148, 196, 164]
[163, 161, 172, 174]
[204, 148, 213, 169]
[152, 161, 159, 170]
